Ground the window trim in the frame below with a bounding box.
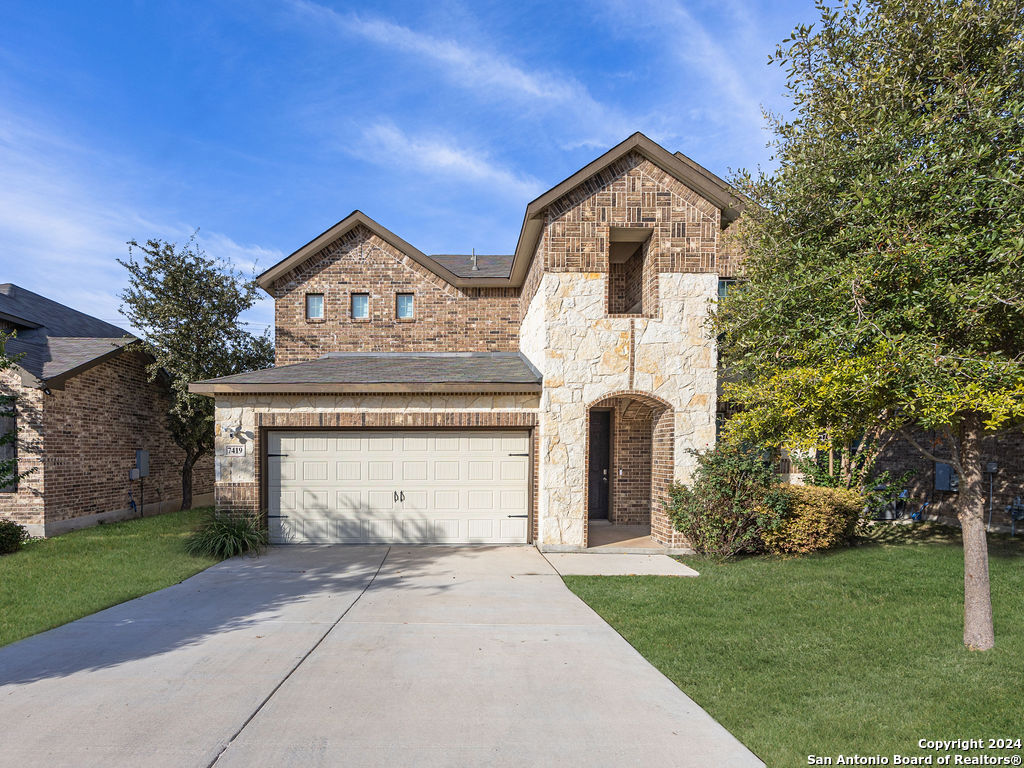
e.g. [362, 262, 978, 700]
[305, 292, 325, 322]
[350, 292, 370, 321]
[395, 292, 415, 321]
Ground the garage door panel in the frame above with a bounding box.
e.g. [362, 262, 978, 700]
[268, 429, 529, 545]
[434, 436, 460, 452]
[434, 461, 460, 481]
[336, 461, 361, 481]
[335, 520, 365, 543]
[401, 461, 427, 481]
[336, 490, 361, 512]
[500, 518, 527, 540]
[467, 461, 493, 481]
[367, 490, 395, 513]
[402, 490, 429, 512]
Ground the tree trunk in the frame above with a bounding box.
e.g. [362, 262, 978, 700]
[958, 414, 994, 651]
[181, 452, 194, 511]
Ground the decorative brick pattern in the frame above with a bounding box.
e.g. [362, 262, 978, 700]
[271, 225, 521, 365]
[0, 349, 213, 533]
[543, 153, 721, 275]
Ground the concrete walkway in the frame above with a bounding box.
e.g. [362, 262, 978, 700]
[0, 545, 762, 768]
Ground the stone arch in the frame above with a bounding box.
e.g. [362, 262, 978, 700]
[585, 391, 676, 546]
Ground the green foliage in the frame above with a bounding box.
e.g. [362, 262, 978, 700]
[763, 485, 864, 555]
[184, 512, 268, 559]
[0, 518, 29, 555]
[118, 234, 274, 503]
[0, 331, 35, 493]
[665, 443, 787, 559]
[718, 0, 1024, 453]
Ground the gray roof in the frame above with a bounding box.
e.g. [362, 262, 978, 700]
[0, 284, 134, 383]
[426, 254, 514, 279]
[190, 352, 541, 394]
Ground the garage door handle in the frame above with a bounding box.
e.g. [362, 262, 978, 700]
[400, 491, 405, 502]
[506, 514, 528, 518]
[508, 453, 529, 456]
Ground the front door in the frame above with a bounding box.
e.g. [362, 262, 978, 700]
[588, 411, 611, 520]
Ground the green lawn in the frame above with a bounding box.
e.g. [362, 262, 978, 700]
[0, 508, 218, 647]
[565, 524, 1024, 768]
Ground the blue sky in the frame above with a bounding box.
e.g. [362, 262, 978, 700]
[0, 0, 809, 335]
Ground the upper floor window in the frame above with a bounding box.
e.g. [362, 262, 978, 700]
[607, 227, 652, 316]
[305, 293, 325, 320]
[396, 293, 415, 320]
[351, 293, 369, 320]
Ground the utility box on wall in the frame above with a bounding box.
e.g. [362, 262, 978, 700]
[935, 461, 959, 492]
[135, 450, 150, 478]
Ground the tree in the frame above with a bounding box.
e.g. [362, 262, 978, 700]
[0, 331, 35, 493]
[119, 235, 273, 509]
[718, 0, 1024, 650]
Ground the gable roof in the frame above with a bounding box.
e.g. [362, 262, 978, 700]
[190, 352, 542, 394]
[0, 284, 135, 387]
[256, 132, 744, 292]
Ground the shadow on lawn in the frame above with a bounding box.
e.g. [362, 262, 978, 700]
[855, 520, 1024, 559]
[0, 544, 518, 686]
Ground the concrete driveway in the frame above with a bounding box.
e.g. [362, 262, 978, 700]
[0, 545, 762, 768]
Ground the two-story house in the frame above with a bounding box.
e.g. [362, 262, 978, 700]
[191, 133, 744, 549]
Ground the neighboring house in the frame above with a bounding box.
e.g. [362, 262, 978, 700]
[0, 284, 213, 536]
[191, 132, 745, 549]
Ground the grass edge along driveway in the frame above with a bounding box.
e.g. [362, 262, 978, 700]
[0, 508, 218, 647]
[564, 525, 1024, 768]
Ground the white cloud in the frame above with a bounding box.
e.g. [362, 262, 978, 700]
[359, 122, 545, 202]
[288, 0, 637, 147]
[0, 112, 278, 335]
[600, 0, 770, 143]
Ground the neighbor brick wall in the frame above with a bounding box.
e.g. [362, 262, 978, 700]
[875, 429, 1024, 527]
[272, 225, 521, 365]
[40, 350, 213, 526]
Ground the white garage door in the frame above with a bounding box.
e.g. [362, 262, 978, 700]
[267, 430, 531, 544]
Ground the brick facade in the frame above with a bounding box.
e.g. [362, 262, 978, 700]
[0, 349, 213, 536]
[271, 225, 520, 366]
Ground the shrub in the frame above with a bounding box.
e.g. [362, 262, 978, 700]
[0, 518, 29, 555]
[665, 443, 788, 559]
[184, 512, 268, 559]
[763, 485, 864, 555]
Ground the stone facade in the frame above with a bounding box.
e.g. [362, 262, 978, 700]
[271, 224, 520, 366]
[0, 349, 213, 536]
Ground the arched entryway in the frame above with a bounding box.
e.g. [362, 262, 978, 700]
[586, 392, 675, 547]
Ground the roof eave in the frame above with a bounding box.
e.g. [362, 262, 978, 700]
[256, 211, 467, 293]
[189, 381, 542, 397]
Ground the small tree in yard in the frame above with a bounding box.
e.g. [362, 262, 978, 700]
[718, 0, 1024, 649]
[119, 235, 273, 509]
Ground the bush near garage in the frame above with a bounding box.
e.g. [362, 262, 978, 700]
[763, 485, 863, 555]
[184, 512, 267, 559]
[0, 518, 30, 555]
